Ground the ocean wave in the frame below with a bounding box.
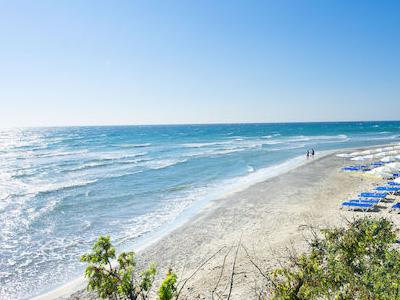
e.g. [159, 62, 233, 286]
[182, 146, 249, 159]
[34, 179, 99, 196]
[0, 233, 87, 300]
[182, 141, 230, 148]
[144, 158, 188, 170]
[114, 143, 152, 148]
[86, 152, 148, 162]
[183, 137, 285, 152]
[63, 161, 114, 172]
[287, 134, 348, 143]
[247, 165, 255, 172]
[262, 140, 283, 145]
[183, 138, 283, 157]
[185, 137, 273, 149]
[211, 148, 247, 155]
[61, 154, 148, 173]
[353, 134, 400, 141]
[34, 150, 89, 159]
[3, 179, 99, 200]
[165, 184, 191, 193]
[267, 144, 306, 151]
[11, 169, 42, 179]
[26, 198, 60, 226]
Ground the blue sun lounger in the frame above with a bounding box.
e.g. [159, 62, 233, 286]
[343, 167, 364, 171]
[349, 199, 380, 204]
[342, 167, 359, 171]
[390, 203, 400, 213]
[341, 201, 375, 211]
[393, 173, 400, 178]
[342, 166, 371, 172]
[375, 186, 400, 192]
[371, 162, 385, 166]
[359, 192, 387, 198]
[388, 181, 400, 186]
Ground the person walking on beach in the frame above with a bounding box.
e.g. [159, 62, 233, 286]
[311, 148, 315, 158]
[306, 150, 310, 159]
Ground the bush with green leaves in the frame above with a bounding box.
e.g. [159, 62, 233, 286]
[81, 235, 177, 300]
[269, 217, 400, 300]
[157, 269, 177, 300]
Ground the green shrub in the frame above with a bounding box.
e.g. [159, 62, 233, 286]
[269, 217, 400, 299]
[157, 269, 178, 300]
[81, 235, 157, 299]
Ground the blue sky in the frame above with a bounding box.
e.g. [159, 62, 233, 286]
[0, 0, 399, 127]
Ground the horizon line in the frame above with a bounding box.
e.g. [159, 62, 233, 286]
[2, 119, 400, 129]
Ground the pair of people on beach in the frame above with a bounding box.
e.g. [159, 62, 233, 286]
[306, 149, 315, 159]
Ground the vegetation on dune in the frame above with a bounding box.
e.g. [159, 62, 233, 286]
[82, 217, 400, 300]
[269, 217, 400, 299]
[81, 236, 177, 300]
[157, 269, 178, 300]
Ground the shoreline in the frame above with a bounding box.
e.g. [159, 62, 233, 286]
[36, 143, 397, 299]
[34, 152, 332, 300]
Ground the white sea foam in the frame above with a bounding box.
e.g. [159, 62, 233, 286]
[34, 150, 89, 159]
[110, 155, 313, 248]
[62, 153, 148, 173]
[1, 179, 99, 202]
[93, 152, 147, 161]
[247, 165, 255, 172]
[140, 158, 188, 170]
[268, 144, 306, 151]
[262, 140, 283, 145]
[288, 134, 348, 143]
[182, 141, 230, 148]
[115, 143, 152, 148]
[30, 179, 99, 198]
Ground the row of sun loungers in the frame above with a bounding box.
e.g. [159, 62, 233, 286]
[341, 193, 387, 212]
[340, 154, 400, 212]
[341, 184, 400, 212]
[343, 164, 400, 178]
[341, 161, 398, 173]
[342, 165, 371, 172]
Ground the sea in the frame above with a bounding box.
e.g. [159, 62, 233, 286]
[1, 121, 400, 299]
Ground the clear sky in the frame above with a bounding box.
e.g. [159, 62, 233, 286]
[0, 0, 399, 127]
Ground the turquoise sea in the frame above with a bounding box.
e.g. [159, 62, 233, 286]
[1, 121, 400, 299]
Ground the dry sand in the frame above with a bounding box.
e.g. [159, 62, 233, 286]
[45, 149, 400, 300]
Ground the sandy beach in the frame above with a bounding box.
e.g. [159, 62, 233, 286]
[45, 146, 399, 300]
[4, 2, 400, 299]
